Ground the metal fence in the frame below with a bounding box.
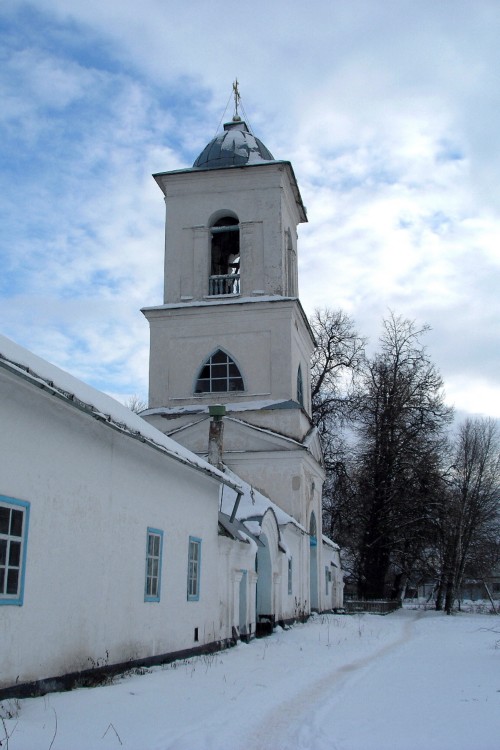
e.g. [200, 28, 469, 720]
[344, 599, 401, 615]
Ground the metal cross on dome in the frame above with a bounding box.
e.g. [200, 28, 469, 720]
[232, 79, 241, 122]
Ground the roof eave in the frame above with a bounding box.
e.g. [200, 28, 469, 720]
[152, 160, 307, 223]
[0, 355, 243, 495]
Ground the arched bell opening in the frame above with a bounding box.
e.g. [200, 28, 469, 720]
[209, 216, 240, 295]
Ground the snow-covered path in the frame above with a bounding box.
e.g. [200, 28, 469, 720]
[244, 611, 420, 750]
[3, 610, 499, 750]
[315, 611, 498, 750]
[260, 610, 499, 750]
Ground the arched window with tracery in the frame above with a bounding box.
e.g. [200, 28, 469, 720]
[209, 216, 240, 295]
[195, 349, 244, 393]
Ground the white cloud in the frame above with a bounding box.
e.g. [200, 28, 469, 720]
[0, 0, 499, 415]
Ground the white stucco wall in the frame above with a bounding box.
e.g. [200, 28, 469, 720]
[0, 368, 230, 690]
[217, 535, 257, 639]
[143, 417, 328, 622]
[276, 523, 308, 621]
[226, 450, 324, 531]
[144, 298, 314, 417]
[321, 541, 344, 610]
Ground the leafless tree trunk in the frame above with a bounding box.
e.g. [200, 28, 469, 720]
[439, 418, 500, 614]
[355, 313, 452, 599]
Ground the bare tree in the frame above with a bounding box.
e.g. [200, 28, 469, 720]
[355, 313, 452, 599]
[124, 395, 148, 414]
[436, 418, 500, 613]
[309, 308, 366, 574]
[321, 444, 364, 584]
[313, 310, 499, 607]
[310, 308, 365, 438]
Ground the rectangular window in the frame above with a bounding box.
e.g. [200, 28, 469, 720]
[0, 496, 30, 606]
[187, 537, 201, 601]
[145, 528, 163, 602]
[288, 557, 293, 595]
[325, 566, 330, 596]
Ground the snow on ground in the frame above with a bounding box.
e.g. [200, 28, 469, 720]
[2, 609, 499, 750]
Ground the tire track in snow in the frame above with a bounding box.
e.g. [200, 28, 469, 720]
[241, 612, 423, 750]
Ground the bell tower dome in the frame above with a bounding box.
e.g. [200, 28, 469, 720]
[193, 118, 275, 170]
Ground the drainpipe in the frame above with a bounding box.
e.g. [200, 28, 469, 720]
[208, 404, 243, 522]
[230, 491, 243, 524]
[208, 404, 226, 471]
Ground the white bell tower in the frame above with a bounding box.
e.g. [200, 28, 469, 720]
[143, 105, 314, 416]
[142, 89, 324, 530]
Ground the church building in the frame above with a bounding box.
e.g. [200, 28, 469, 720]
[142, 100, 332, 623]
[0, 94, 342, 697]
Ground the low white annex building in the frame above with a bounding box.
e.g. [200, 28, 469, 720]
[0, 334, 258, 695]
[0, 99, 343, 698]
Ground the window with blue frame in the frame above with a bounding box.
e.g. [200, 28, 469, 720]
[0, 496, 30, 606]
[187, 537, 201, 601]
[288, 557, 293, 595]
[145, 528, 163, 602]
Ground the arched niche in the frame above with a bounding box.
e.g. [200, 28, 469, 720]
[255, 509, 280, 635]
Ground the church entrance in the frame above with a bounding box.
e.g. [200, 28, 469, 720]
[238, 570, 248, 639]
[255, 533, 273, 636]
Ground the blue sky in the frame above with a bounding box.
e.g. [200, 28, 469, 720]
[1, 0, 500, 417]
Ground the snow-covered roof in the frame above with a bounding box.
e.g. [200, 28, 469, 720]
[161, 414, 307, 454]
[192, 120, 274, 169]
[220, 467, 307, 537]
[322, 534, 340, 551]
[142, 399, 301, 418]
[226, 416, 306, 448]
[142, 294, 298, 312]
[0, 333, 242, 493]
[302, 425, 320, 447]
[218, 512, 261, 551]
